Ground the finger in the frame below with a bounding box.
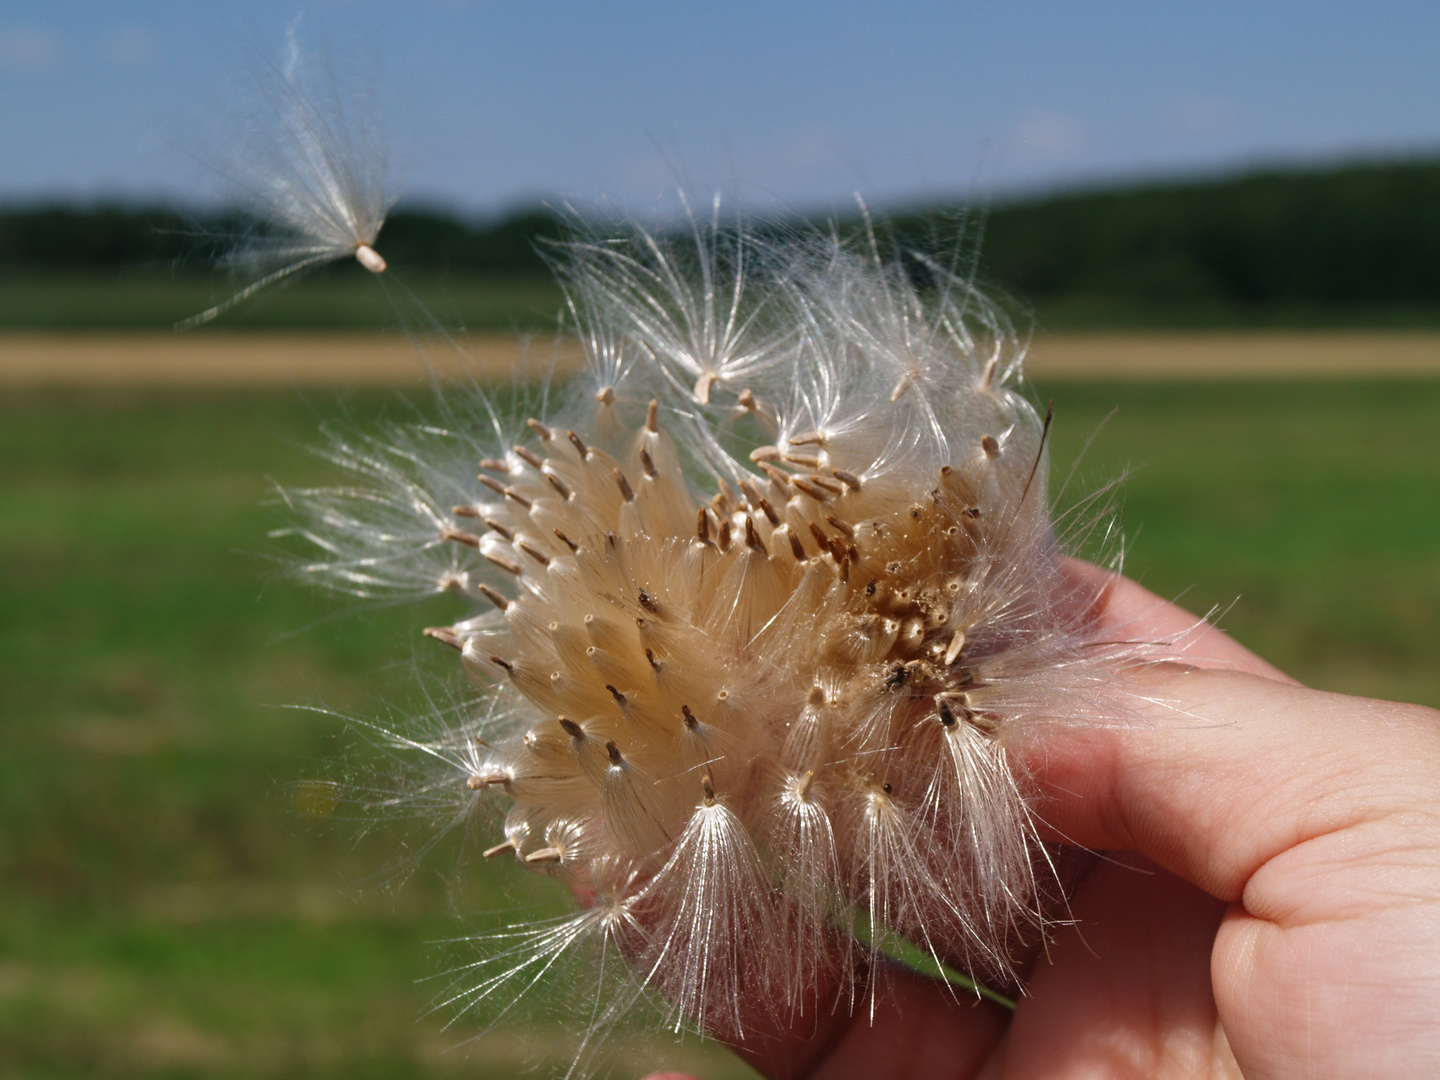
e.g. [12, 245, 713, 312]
[1004, 855, 1236, 1078]
[726, 964, 1008, 1080]
[1058, 559, 1299, 684]
[1023, 665, 1440, 901]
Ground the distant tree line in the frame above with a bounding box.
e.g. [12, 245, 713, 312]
[971, 158, 1440, 306]
[0, 203, 566, 276]
[3, 157, 1438, 310]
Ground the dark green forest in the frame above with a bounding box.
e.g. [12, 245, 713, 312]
[4, 156, 1439, 329]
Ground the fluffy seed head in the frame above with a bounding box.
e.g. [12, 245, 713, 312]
[184, 33, 392, 328]
[286, 211, 1133, 1057]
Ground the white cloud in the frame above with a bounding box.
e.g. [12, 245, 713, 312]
[1011, 109, 1088, 158]
[0, 27, 60, 72]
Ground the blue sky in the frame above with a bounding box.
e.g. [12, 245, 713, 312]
[2, 1, 1438, 215]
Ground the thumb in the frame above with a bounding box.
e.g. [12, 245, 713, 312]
[1023, 664, 1440, 900]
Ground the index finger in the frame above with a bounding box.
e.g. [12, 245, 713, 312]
[1029, 566, 1440, 901]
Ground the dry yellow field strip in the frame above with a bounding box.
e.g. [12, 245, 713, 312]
[1, 331, 1437, 386]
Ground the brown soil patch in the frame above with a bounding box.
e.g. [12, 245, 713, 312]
[0, 333, 579, 387]
[1, 331, 1437, 386]
[1025, 331, 1440, 379]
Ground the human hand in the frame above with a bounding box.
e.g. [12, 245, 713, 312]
[647, 563, 1440, 1079]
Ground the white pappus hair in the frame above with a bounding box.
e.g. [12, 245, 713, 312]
[284, 206, 1141, 1068]
[184, 31, 393, 329]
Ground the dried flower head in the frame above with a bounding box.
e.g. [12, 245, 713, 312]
[285, 209, 1132, 1064]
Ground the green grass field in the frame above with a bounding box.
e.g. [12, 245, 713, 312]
[2, 377, 1437, 1079]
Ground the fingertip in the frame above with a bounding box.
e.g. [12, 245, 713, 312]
[1024, 666, 1440, 900]
[1058, 558, 1299, 684]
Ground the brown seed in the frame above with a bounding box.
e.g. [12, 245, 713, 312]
[451, 504, 481, 518]
[696, 508, 711, 545]
[526, 418, 553, 440]
[423, 626, 463, 650]
[744, 516, 767, 554]
[831, 468, 863, 490]
[639, 447, 658, 479]
[614, 468, 635, 502]
[478, 474, 507, 496]
[517, 540, 551, 567]
[525, 847, 563, 864]
[484, 551, 523, 576]
[681, 704, 699, 729]
[477, 584, 510, 611]
[605, 739, 623, 764]
[758, 462, 794, 492]
[596, 385, 615, 404]
[981, 434, 1000, 458]
[479, 458, 508, 473]
[789, 430, 825, 446]
[558, 717, 585, 739]
[513, 445, 544, 469]
[646, 399, 659, 433]
[749, 445, 781, 463]
[482, 517, 515, 541]
[792, 477, 830, 501]
[553, 529, 579, 552]
[503, 487, 533, 510]
[440, 526, 481, 548]
[545, 472, 573, 500]
[567, 430, 591, 459]
[483, 839, 517, 858]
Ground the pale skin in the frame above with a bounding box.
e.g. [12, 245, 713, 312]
[646, 562, 1440, 1080]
